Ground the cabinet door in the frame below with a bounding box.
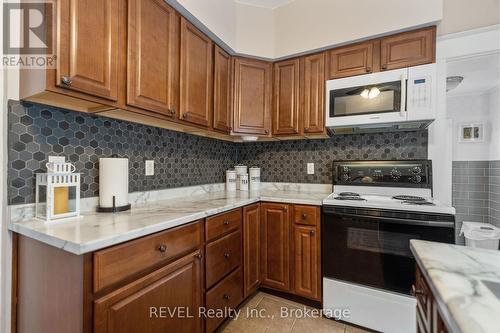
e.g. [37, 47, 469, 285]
[294, 225, 321, 301]
[380, 27, 435, 71]
[127, 0, 179, 116]
[180, 18, 212, 127]
[301, 53, 325, 134]
[273, 59, 300, 135]
[243, 204, 260, 298]
[260, 203, 290, 291]
[213, 45, 232, 133]
[327, 41, 374, 79]
[57, 0, 120, 100]
[94, 251, 203, 333]
[233, 58, 272, 136]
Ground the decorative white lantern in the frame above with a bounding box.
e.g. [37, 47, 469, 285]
[35, 162, 81, 222]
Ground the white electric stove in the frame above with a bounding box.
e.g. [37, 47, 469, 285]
[322, 160, 456, 333]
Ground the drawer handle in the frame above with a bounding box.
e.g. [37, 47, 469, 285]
[223, 294, 230, 301]
[223, 220, 230, 226]
[224, 253, 230, 259]
[302, 213, 308, 219]
[158, 244, 167, 253]
[411, 284, 424, 296]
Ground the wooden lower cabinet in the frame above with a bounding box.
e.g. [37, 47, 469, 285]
[293, 224, 321, 301]
[243, 204, 261, 298]
[414, 265, 449, 333]
[260, 203, 291, 291]
[94, 250, 203, 333]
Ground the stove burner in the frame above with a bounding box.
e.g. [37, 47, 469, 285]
[338, 192, 360, 197]
[334, 196, 366, 201]
[392, 195, 426, 202]
[402, 200, 435, 206]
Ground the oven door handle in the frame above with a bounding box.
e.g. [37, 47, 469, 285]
[325, 211, 455, 228]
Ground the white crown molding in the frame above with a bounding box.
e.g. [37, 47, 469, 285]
[234, 0, 294, 10]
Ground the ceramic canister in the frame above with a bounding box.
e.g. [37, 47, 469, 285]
[226, 170, 237, 191]
[249, 167, 261, 190]
[238, 173, 249, 191]
[234, 165, 247, 190]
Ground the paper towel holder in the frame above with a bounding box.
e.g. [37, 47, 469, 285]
[97, 196, 131, 213]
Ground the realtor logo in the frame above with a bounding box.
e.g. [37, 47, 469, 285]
[3, 1, 55, 68]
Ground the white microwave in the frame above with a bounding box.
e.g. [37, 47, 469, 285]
[325, 63, 436, 134]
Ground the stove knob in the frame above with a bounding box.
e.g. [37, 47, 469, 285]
[412, 166, 422, 174]
[390, 168, 402, 180]
[341, 174, 349, 181]
[411, 175, 422, 183]
[342, 166, 350, 173]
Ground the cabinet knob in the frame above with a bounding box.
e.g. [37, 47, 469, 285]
[283, 207, 288, 212]
[310, 230, 315, 236]
[224, 253, 230, 259]
[223, 220, 230, 226]
[304, 127, 309, 132]
[411, 284, 424, 296]
[381, 64, 387, 70]
[182, 112, 188, 119]
[61, 76, 72, 86]
[366, 67, 372, 73]
[169, 108, 176, 115]
[158, 244, 167, 253]
[229, 126, 233, 131]
[264, 129, 270, 135]
[223, 294, 230, 301]
[302, 213, 308, 219]
[195, 253, 203, 260]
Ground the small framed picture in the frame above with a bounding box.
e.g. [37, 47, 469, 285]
[459, 123, 483, 142]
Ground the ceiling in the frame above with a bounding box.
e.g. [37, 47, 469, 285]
[447, 52, 500, 96]
[233, 0, 294, 9]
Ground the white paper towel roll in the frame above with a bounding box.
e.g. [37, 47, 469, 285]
[99, 158, 129, 208]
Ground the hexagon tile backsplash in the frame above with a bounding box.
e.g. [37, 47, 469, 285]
[7, 100, 428, 205]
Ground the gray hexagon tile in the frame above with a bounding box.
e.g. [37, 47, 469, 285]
[8, 100, 428, 205]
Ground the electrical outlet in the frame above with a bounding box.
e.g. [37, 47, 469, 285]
[145, 160, 154, 176]
[307, 163, 314, 175]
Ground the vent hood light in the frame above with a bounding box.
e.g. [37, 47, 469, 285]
[446, 76, 464, 92]
[241, 136, 258, 142]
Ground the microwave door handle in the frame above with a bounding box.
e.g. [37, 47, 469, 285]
[400, 75, 407, 117]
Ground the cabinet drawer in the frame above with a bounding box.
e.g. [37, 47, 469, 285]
[206, 208, 242, 241]
[206, 267, 243, 333]
[93, 220, 203, 293]
[206, 230, 242, 288]
[293, 205, 319, 226]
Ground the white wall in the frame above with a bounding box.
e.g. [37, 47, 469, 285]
[438, 0, 500, 36]
[273, 0, 443, 58]
[447, 93, 493, 161]
[488, 86, 500, 160]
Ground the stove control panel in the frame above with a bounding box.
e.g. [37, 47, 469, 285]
[333, 160, 432, 188]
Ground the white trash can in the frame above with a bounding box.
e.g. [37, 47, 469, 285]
[460, 221, 500, 250]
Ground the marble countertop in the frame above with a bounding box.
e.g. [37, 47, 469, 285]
[410, 240, 500, 333]
[9, 188, 330, 255]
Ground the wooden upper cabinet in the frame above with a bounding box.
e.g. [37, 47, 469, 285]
[260, 203, 290, 292]
[273, 59, 300, 135]
[243, 204, 260, 298]
[380, 27, 436, 71]
[127, 0, 179, 117]
[56, 0, 120, 100]
[213, 46, 232, 133]
[180, 18, 213, 127]
[233, 58, 272, 136]
[327, 41, 375, 79]
[294, 224, 321, 301]
[301, 53, 325, 134]
[94, 251, 203, 333]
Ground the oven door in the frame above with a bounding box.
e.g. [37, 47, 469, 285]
[322, 207, 455, 295]
[325, 69, 408, 127]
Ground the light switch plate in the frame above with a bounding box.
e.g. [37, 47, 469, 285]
[48, 156, 65, 163]
[145, 160, 154, 176]
[307, 163, 314, 175]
